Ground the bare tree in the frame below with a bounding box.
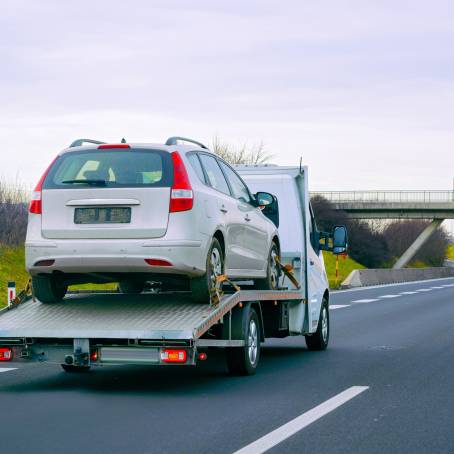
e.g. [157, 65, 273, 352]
[212, 136, 272, 165]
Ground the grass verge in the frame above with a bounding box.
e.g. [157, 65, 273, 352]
[323, 251, 365, 289]
[447, 244, 454, 260]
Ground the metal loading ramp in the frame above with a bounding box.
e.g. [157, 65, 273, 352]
[0, 290, 303, 341]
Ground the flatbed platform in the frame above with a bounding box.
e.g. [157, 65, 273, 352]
[0, 290, 304, 342]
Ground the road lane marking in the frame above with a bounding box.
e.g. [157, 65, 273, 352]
[234, 386, 369, 454]
[351, 299, 378, 303]
[416, 288, 432, 292]
[430, 286, 444, 289]
[379, 294, 401, 299]
[330, 304, 350, 310]
[0, 368, 17, 373]
[400, 291, 418, 295]
[441, 284, 454, 287]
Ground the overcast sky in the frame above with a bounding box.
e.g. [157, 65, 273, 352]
[1, 0, 454, 193]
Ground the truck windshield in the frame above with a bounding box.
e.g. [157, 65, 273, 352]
[43, 149, 173, 189]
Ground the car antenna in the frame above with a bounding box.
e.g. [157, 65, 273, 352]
[121, 138, 127, 143]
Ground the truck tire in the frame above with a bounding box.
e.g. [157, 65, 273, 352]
[305, 298, 329, 351]
[226, 307, 261, 376]
[255, 241, 280, 290]
[118, 280, 144, 294]
[190, 238, 224, 303]
[61, 364, 91, 373]
[32, 276, 67, 304]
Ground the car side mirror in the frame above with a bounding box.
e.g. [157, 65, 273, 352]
[318, 225, 348, 254]
[254, 192, 279, 228]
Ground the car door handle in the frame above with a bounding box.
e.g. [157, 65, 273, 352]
[244, 215, 251, 222]
[220, 205, 228, 214]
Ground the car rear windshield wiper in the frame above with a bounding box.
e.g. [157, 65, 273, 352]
[61, 179, 107, 186]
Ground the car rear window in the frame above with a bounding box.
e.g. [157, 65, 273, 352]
[43, 149, 173, 189]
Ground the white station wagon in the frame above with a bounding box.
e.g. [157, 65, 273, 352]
[26, 137, 281, 303]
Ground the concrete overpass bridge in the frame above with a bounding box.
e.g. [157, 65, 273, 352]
[310, 191, 454, 269]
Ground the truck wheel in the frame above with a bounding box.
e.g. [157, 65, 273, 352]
[61, 364, 91, 373]
[118, 280, 144, 294]
[32, 276, 67, 304]
[305, 298, 329, 351]
[190, 238, 224, 303]
[255, 242, 280, 290]
[226, 307, 261, 375]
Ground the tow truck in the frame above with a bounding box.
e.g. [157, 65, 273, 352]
[0, 164, 346, 375]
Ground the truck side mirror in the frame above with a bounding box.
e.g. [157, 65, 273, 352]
[332, 225, 348, 254]
[255, 192, 279, 228]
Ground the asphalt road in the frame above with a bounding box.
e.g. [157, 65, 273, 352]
[1, 277, 454, 454]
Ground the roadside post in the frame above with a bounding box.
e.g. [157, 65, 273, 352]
[7, 281, 16, 308]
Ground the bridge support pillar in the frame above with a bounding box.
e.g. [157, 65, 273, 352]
[392, 219, 444, 269]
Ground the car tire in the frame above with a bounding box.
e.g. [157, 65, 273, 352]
[305, 298, 329, 351]
[118, 280, 144, 294]
[225, 307, 261, 376]
[255, 241, 280, 290]
[32, 275, 68, 304]
[190, 238, 224, 303]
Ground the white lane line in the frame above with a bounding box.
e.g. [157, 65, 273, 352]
[351, 299, 378, 303]
[234, 386, 369, 454]
[430, 286, 444, 289]
[330, 304, 350, 310]
[0, 368, 17, 373]
[442, 284, 454, 287]
[400, 291, 418, 295]
[416, 288, 432, 292]
[379, 294, 401, 299]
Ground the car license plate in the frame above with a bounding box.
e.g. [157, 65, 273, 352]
[74, 207, 131, 224]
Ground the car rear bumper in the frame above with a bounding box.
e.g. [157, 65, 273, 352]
[26, 239, 207, 277]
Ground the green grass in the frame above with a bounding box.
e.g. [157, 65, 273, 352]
[322, 251, 366, 289]
[0, 245, 29, 308]
[447, 244, 454, 260]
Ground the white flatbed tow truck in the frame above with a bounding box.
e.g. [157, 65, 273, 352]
[0, 165, 346, 375]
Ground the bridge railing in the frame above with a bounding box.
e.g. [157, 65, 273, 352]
[310, 191, 454, 203]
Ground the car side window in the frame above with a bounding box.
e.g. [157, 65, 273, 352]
[218, 161, 252, 204]
[198, 154, 231, 195]
[187, 153, 206, 184]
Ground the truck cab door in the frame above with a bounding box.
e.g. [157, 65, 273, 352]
[306, 204, 328, 333]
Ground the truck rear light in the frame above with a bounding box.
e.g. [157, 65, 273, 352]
[144, 259, 172, 267]
[170, 151, 193, 212]
[98, 144, 130, 149]
[0, 348, 12, 361]
[29, 155, 59, 214]
[90, 350, 99, 362]
[161, 349, 187, 363]
[34, 259, 55, 267]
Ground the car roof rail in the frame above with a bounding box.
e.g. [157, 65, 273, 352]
[69, 139, 106, 148]
[165, 136, 208, 150]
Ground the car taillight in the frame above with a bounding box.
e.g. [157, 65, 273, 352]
[161, 349, 187, 363]
[29, 156, 59, 214]
[0, 348, 12, 361]
[170, 151, 193, 212]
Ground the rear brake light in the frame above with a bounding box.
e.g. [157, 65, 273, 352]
[170, 151, 193, 212]
[144, 259, 172, 267]
[90, 350, 99, 362]
[98, 144, 130, 149]
[161, 349, 187, 363]
[29, 156, 59, 214]
[0, 348, 12, 361]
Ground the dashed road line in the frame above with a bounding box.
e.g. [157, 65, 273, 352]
[416, 288, 433, 292]
[400, 291, 418, 295]
[379, 294, 401, 299]
[0, 368, 17, 373]
[234, 386, 369, 454]
[430, 286, 444, 289]
[351, 299, 378, 303]
[330, 304, 350, 310]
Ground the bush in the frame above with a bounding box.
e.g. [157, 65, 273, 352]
[0, 180, 29, 246]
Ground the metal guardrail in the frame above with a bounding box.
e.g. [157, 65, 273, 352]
[311, 191, 454, 203]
